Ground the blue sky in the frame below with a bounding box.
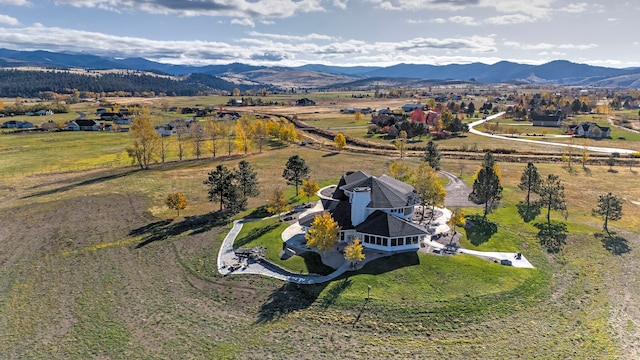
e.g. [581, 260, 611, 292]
[0, 0, 638, 68]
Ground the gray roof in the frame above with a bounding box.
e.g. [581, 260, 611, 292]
[355, 210, 428, 237]
[341, 173, 419, 208]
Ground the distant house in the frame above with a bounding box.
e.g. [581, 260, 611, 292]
[299, 171, 426, 251]
[96, 108, 108, 115]
[118, 108, 130, 116]
[36, 109, 53, 116]
[402, 104, 424, 113]
[67, 119, 100, 131]
[567, 122, 611, 139]
[296, 98, 316, 106]
[114, 118, 131, 125]
[226, 99, 243, 106]
[531, 110, 564, 127]
[2, 120, 34, 129]
[156, 124, 176, 136]
[341, 107, 373, 114]
[100, 112, 123, 121]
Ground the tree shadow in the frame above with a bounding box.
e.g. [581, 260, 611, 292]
[608, 169, 619, 173]
[345, 252, 420, 276]
[22, 169, 137, 198]
[516, 201, 540, 223]
[582, 167, 592, 176]
[318, 278, 353, 309]
[534, 221, 567, 253]
[234, 222, 279, 249]
[246, 205, 270, 218]
[464, 215, 498, 246]
[595, 232, 631, 255]
[132, 211, 229, 248]
[322, 152, 339, 157]
[255, 282, 327, 323]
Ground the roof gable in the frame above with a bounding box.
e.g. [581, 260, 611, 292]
[355, 210, 427, 237]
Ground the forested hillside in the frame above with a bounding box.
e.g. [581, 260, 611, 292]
[0, 70, 244, 97]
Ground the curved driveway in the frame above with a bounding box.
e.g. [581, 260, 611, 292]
[469, 112, 635, 154]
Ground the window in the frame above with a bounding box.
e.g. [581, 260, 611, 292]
[398, 238, 404, 246]
[383, 238, 388, 247]
[391, 238, 397, 246]
[404, 207, 412, 216]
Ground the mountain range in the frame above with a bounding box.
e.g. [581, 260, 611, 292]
[2, 48, 640, 89]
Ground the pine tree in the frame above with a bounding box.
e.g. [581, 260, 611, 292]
[468, 151, 503, 217]
[204, 164, 236, 212]
[537, 174, 566, 226]
[423, 140, 441, 170]
[282, 155, 310, 196]
[235, 160, 260, 198]
[592, 192, 623, 236]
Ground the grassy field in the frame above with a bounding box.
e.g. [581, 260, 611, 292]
[1, 96, 640, 358]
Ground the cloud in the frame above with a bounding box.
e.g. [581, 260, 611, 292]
[367, 0, 554, 19]
[0, 0, 29, 5]
[432, 18, 447, 24]
[231, 18, 255, 27]
[560, 2, 588, 13]
[53, 0, 327, 19]
[448, 16, 478, 25]
[245, 31, 336, 42]
[484, 14, 536, 25]
[333, 0, 348, 10]
[503, 41, 598, 51]
[0, 14, 20, 25]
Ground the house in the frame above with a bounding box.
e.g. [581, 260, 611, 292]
[567, 122, 611, 139]
[67, 119, 100, 131]
[299, 171, 427, 252]
[96, 108, 108, 115]
[402, 104, 424, 113]
[2, 120, 34, 129]
[35, 109, 53, 116]
[296, 98, 316, 106]
[226, 99, 243, 106]
[156, 124, 176, 136]
[114, 118, 131, 125]
[100, 112, 122, 121]
[531, 110, 563, 127]
[118, 109, 130, 116]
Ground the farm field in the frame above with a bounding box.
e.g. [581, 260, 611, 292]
[1, 93, 640, 358]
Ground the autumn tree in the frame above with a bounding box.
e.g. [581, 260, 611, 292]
[469, 151, 503, 218]
[592, 192, 623, 236]
[165, 192, 187, 216]
[413, 162, 446, 223]
[423, 139, 441, 170]
[252, 119, 268, 153]
[388, 160, 412, 182]
[174, 120, 188, 161]
[334, 133, 347, 151]
[235, 160, 260, 198]
[344, 238, 365, 268]
[305, 212, 340, 253]
[266, 188, 290, 219]
[190, 121, 206, 159]
[395, 130, 408, 159]
[204, 117, 225, 158]
[300, 179, 320, 204]
[127, 114, 161, 170]
[447, 208, 466, 242]
[282, 155, 310, 196]
[235, 117, 253, 154]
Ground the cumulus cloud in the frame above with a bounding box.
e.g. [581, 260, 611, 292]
[0, 0, 29, 5]
[503, 41, 598, 51]
[0, 24, 502, 66]
[448, 16, 478, 25]
[53, 0, 327, 19]
[231, 18, 255, 27]
[367, 0, 554, 19]
[333, 0, 348, 10]
[0, 14, 20, 25]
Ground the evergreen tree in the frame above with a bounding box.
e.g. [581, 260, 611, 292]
[518, 162, 542, 207]
[423, 140, 441, 170]
[468, 151, 503, 218]
[592, 192, 623, 236]
[282, 155, 310, 196]
[204, 165, 236, 212]
[235, 160, 260, 198]
[537, 174, 566, 226]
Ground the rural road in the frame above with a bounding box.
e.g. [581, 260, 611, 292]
[468, 112, 636, 155]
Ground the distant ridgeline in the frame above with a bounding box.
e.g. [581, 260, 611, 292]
[0, 69, 251, 98]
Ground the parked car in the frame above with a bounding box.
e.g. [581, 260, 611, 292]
[500, 259, 512, 266]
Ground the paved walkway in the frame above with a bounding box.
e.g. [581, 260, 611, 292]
[440, 170, 479, 207]
[469, 112, 636, 154]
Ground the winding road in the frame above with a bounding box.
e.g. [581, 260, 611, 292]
[469, 112, 636, 155]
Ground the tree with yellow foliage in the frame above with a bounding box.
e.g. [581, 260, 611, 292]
[388, 160, 412, 182]
[395, 130, 408, 159]
[334, 133, 346, 151]
[127, 114, 161, 170]
[235, 117, 253, 154]
[413, 162, 446, 223]
[447, 208, 465, 242]
[300, 179, 320, 205]
[344, 238, 365, 268]
[165, 192, 187, 216]
[266, 188, 290, 220]
[305, 212, 340, 253]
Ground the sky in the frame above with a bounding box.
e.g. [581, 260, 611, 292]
[0, 0, 638, 68]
